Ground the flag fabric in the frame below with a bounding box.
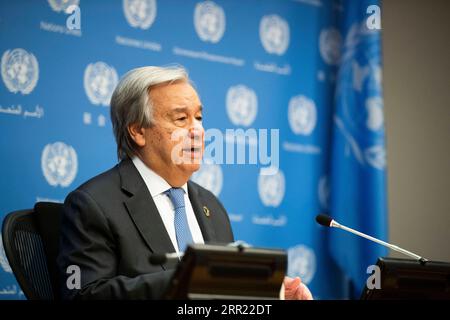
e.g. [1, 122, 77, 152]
[330, 0, 388, 296]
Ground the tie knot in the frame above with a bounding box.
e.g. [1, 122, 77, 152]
[166, 188, 185, 209]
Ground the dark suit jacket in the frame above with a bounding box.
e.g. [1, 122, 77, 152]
[57, 159, 234, 300]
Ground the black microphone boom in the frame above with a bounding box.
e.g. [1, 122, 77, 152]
[315, 214, 428, 263]
[316, 214, 333, 227]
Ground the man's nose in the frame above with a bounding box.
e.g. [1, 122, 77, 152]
[188, 121, 204, 139]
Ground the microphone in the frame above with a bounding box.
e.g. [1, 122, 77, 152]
[315, 214, 428, 263]
[149, 252, 183, 265]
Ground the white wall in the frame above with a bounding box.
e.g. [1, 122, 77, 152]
[382, 0, 450, 261]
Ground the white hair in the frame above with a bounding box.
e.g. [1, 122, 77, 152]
[110, 65, 189, 160]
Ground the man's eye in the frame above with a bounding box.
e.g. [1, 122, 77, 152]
[196, 116, 203, 121]
[176, 117, 187, 121]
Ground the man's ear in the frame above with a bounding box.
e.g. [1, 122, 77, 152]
[128, 124, 146, 147]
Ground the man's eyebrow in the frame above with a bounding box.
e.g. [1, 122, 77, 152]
[170, 107, 187, 113]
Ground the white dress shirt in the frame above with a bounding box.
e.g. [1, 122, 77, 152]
[132, 156, 204, 256]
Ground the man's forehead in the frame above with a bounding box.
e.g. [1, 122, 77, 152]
[149, 81, 202, 112]
[151, 81, 198, 98]
[170, 105, 203, 113]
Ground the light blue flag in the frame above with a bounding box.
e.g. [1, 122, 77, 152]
[330, 0, 388, 296]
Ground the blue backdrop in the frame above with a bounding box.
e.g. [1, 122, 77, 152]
[0, 0, 387, 299]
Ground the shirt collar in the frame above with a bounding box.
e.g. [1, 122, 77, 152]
[131, 156, 188, 197]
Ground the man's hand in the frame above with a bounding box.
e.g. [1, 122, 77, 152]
[283, 276, 313, 300]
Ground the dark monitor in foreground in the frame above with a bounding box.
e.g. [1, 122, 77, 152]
[164, 243, 287, 300]
[361, 257, 450, 300]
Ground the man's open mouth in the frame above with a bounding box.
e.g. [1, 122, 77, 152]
[182, 147, 202, 155]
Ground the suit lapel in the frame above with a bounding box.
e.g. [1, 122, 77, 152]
[118, 160, 175, 269]
[188, 181, 217, 243]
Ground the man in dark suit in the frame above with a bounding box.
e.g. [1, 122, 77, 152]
[57, 66, 312, 300]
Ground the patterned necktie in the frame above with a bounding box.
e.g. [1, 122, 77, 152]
[165, 187, 193, 252]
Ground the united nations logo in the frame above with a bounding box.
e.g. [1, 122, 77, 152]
[0, 235, 12, 273]
[47, 0, 79, 12]
[226, 85, 258, 127]
[194, 1, 226, 43]
[259, 15, 290, 55]
[287, 245, 316, 285]
[319, 28, 342, 65]
[191, 162, 223, 197]
[288, 95, 317, 135]
[334, 22, 386, 170]
[1, 48, 39, 95]
[41, 142, 78, 187]
[258, 169, 285, 207]
[123, 0, 157, 30]
[84, 62, 119, 106]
